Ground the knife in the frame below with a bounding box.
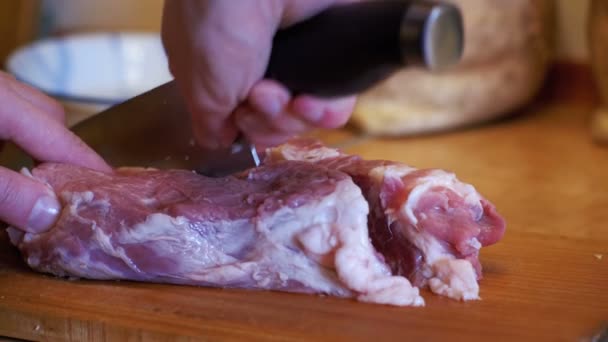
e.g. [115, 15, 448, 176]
[72, 0, 464, 177]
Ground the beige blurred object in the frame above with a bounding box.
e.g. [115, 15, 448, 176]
[351, 0, 554, 136]
[0, 0, 40, 64]
[591, 109, 608, 143]
[589, 0, 608, 144]
[43, 0, 163, 33]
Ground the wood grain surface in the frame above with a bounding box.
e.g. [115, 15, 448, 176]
[1, 65, 607, 341]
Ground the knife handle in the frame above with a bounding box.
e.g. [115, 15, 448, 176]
[264, 0, 463, 98]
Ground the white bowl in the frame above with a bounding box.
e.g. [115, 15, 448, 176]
[6, 32, 173, 126]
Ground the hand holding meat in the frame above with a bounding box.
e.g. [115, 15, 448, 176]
[0, 72, 110, 233]
[161, 0, 357, 149]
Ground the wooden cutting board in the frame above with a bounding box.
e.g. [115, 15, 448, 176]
[1, 64, 607, 341]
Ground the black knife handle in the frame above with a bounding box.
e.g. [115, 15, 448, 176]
[264, 0, 463, 98]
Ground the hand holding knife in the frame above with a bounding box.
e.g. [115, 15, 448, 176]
[73, 0, 464, 177]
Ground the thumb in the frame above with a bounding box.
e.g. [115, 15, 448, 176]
[0, 166, 60, 233]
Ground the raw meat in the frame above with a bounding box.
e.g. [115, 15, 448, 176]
[8, 161, 423, 306]
[267, 139, 506, 300]
[7, 139, 505, 306]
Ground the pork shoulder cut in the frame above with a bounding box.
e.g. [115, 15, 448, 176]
[7, 139, 505, 306]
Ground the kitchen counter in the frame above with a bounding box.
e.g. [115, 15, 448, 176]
[1, 65, 607, 341]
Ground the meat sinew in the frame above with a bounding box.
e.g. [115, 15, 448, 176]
[7, 139, 505, 306]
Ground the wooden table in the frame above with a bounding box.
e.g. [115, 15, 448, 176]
[1, 66, 607, 341]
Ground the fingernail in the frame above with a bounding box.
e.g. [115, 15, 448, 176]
[27, 195, 61, 233]
[299, 102, 324, 123]
[258, 93, 287, 118]
[238, 113, 258, 131]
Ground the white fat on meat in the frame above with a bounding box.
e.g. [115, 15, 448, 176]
[366, 164, 482, 301]
[428, 259, 480, 301]
[272, 142, 341, 162]
[294, 184, 424, 306]
[269, 179, 423, 306]
[403, 170, 480, 225]
[393, 170, 483, 301]
[268, 140, 494, 302]
[333, 229, 424, 306]
[368, 164, 417, 183]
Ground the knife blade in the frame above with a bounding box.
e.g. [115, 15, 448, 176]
[72, 0, 463, 176]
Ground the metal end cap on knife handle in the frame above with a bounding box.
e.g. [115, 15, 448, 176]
[400, 2, 464, 71]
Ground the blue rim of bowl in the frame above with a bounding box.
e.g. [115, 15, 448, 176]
[5, 32, 164, 106]
[12, 71, 127, 105]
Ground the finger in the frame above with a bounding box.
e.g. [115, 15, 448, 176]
[234, 105, 277, 137]
[162, 1, 277, 150]
[234, 106, 292, 148]
[0, 166, 60, 233]
[5, 75, 66, 124]
[248, 80, 313, 134]
[218, 120, 239, 148]
[290, 95, 357, 128]
[186, 78, 240, 150]
[264, 111, 312, 135]
[176, 70, 242, 150]
[0, 91, 111, 172]
[190, 118, 219, 150]
[248, 80, 290, 119]
[190, 112, 239, 149]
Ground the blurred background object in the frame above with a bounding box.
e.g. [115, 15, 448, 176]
[1, 0, 168, 126]
[39, 0, 162, 35]
[351, 0, 555, 136]
[589, 0, 608, 144]
[0, 1, 40, 64]
[0, 0, 600, 131]
[6, 32, 172, 126]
